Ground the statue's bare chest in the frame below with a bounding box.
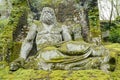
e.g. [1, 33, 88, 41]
[36, 26, 62, 45]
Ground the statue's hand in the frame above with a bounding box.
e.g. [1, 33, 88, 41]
[9, 58, 25, 71]
[9, 62, 20, 71]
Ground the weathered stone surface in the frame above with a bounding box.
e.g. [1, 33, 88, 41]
[62, 25, 72, 41]
[20, 40, 110, 72]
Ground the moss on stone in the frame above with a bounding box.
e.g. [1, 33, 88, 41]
[10, 42, 22, 62]
[105, 43, 120, 71]
[0, 26, 13, 62]
[110, 70, 120, 80]
[0, 61, 8, 69]
[116, 57, 120, 70]
[33, 20, 42, 26]
[42, 46, 58, 51]
[23, 56, 39, 69]
[59, 41, 90, 56]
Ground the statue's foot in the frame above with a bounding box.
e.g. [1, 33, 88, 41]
[9, 58, 25, 71]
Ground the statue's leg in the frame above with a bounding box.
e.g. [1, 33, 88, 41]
[38, 59, 53, 70]
[52, 48, 93, 70]
[52, 45, 110, 71]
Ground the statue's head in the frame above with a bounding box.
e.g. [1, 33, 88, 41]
[40, 7, 56, 25]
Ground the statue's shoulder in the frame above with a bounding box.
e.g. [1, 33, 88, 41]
[28, 22, 38, 31]
[33, 20, 43, 30]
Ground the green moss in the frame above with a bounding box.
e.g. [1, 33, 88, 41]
[109, 52, 117, 71]
[116, 57, 120, 70]
[110, 70, 120, 80]
[90, 28, 101, 37]
[0, 27, 13, 62]
[22, 56, 39, 69]
[42, 46, 57, 51]
[105, 43, 120, 71]
[0, 0, 28, 63]
[88, 0, 101, 37]
[33, 20, 42, 26]
[0, 61, 8, 69]
[59, 41, 90, 56]
[67, 70, 110, 80]
[49, 70, 68, 80]
[105, 43, 120, 56]
[10, 42, 22, 62]
[0, 68, 111, 80]
[38, 0, 63, 7]
[0, 19, 9, 32]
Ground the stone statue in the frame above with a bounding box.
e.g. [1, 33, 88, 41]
[10, 7, 110, 72]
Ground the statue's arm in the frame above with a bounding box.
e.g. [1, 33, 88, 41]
[61, 25, 72, 41]
[20, 23, 37, 59]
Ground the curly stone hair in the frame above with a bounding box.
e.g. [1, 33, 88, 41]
[40, 7, 56, 25]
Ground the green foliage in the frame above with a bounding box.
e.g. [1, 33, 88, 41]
[88, 1, 101, 37]
[108, 16, 120, 43]
[11, 0, 25, 5]
[9, 1, 28, 26]
[0, 0, 28, 63]
[0, 19, 9, 33]
[101, 16, 120, 43]
[0, 24, 13, 62]
[29, 0, 62, 10]
[113, 16, 120, 27]
[109, 28, 120, 43]
[100, 21, 112, 31]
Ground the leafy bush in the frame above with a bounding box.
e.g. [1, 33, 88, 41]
[0, 19, 9, 33]
[109, 16, 120, 43]
[109, 28, 120, 43]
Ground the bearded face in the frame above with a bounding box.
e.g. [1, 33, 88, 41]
[40, 7, 56, 25]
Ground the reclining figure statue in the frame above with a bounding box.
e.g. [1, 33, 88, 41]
[10, 7, 110, 72]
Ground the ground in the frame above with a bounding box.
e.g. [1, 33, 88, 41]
[0, 67, 111, 80]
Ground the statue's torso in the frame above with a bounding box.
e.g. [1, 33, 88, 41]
[36, 24, 62, 46]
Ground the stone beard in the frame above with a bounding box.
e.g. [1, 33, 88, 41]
[40, 7, 56, 25]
